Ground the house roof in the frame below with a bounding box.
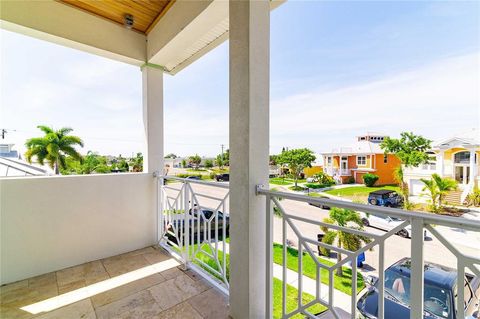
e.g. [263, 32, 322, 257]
[433, 128, 480, 149]
[323, 140, 384, 155]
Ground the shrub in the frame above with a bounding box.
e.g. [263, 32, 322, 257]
[313, 172, 335, 185]
[176, 173, 202, 179]
[346, 176, 356, 184]
[209, 172, 216, 180]
[363, 173, 379, 187]
[465, 187, 480, 207]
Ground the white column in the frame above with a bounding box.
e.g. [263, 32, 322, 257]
[142, 65, 164, 174]
[469, 149, 476, 184]
[229, 1, 270, 318]
[437, 150, 444, 176]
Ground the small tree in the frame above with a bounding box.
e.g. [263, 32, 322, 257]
[421, 173, 457, 212]
[321, 208, 370, 276]
[181, 159, 187, 168]
[381, 132, 432, 206]
[363, 173, 379, 187]
[276, 148, 316, 187]
[215, 155, 224, 168]
[165, 153, 178, 159]
[189, 154, 202, 170]
[205, 159, 214, 169]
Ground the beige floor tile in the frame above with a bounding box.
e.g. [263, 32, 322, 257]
[91, 273, 165, 308]
[0, 280, 28, 294]
[148, 274, 210, 310]
[160, 267, 183, 280]
[102, 254, 151, 277]
[188, 289, 230, 319]
[34, 299, 96, 319]
[0, 305, 36, 319]
[95, 290, 160, 319]
[28, 273, 57, 290]
[156, 301, 203, 319]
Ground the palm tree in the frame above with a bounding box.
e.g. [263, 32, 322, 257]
[432, 174, 457, 207]
[420, 177, 439, 212]
[25, 126, 84, 174]
[321, 208, 370, 276]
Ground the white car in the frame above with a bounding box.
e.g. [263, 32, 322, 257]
[360, 213, 427, 239]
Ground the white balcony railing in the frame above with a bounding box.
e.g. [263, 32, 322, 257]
[257, 187, 480, 319]
[158, 177, 480, 319]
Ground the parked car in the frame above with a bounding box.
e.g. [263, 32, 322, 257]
[185, 175, 201, 180]
[308, 195, 331, 210]
[357, 257, 480, 319]
[368, 190, 403, 208]
[215, 173, 229, 182]
[361, 213, 416, 238]
[165, 207, 230, 244]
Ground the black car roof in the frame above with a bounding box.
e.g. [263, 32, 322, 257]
[369, 190, 396, 196]
[389, 257, 457, 289]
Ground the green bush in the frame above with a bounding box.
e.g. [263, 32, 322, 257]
[305, 183, 333, 189]
[363, 173, 379, 187]
[346, 176, 356, 184]
[176, 173, 202, 178]
[465, 187, 480, 207]
[209, 172, 216, 180]
[313, 172, 335, 185]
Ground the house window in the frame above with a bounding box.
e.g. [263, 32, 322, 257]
[383, 155, 388, 164]
[357, 156, 366, 166]
[326, 156, 332, 165]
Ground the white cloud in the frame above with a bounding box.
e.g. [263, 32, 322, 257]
[270, 52, 479, 153]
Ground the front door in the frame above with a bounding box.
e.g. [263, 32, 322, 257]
[340, 157, 348, 174]
[455, 165, 470, 184]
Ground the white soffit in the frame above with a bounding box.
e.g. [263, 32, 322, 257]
[149, 0, 284, 75]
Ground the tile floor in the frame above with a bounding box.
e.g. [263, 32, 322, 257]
[0, 246, 229, 319]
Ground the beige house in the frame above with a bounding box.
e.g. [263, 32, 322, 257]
[404, 129, 480, 204]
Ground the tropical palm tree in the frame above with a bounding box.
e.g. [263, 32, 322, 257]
[321, 208, 370, 276]
[432, 174, 458, 207]
[420, 177, 439, 212]
[25, 126, 84, 174]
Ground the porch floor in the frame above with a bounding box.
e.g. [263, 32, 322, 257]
[0, 246, 229, 319]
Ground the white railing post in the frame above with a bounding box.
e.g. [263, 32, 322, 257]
[410, 217, 424, 319]
[183, 181, 190, 268]
[265, 192, 273, 319]
[157, 174, 164, 244]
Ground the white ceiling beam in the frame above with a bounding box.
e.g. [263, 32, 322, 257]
[0, 0, 146, 66]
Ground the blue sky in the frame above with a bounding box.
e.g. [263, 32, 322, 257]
[1, 1, 479, 158]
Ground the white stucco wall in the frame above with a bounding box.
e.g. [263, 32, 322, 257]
[0, 173, 156, 285]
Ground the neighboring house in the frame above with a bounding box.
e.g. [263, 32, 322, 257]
[0, 139, 51, 177]
[322, 133, 401, 185]
[403, 128, 479, 203]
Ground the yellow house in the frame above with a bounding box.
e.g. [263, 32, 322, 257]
[404, 129, 479, 203]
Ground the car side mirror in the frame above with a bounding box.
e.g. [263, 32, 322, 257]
[365, 275, 378, 287]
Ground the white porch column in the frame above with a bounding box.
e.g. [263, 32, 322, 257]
[469, 149, 476, 184]
[437, 150, 445, 176]
[142, 65, 164, 174]
[229, 1, 270, 318]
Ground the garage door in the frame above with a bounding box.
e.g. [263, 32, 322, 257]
[410, 179, 424, 195]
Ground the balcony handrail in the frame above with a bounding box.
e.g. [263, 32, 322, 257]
[256, 186, 480, 231]
[258, 185, 480, 319]
[163, 175, 230, 189]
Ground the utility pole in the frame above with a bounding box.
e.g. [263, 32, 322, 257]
[1, 129, 6, 139]
[221, 144, 225, 159]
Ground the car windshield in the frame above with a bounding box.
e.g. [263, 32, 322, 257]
[384, 269, 452, 318]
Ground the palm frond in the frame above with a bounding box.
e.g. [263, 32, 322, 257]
[37, 125, 54, 135]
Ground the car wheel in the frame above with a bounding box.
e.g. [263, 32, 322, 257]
[369, 198, 377, 205]
[397, 229, 409, 238]
[361, 218, 370, 227]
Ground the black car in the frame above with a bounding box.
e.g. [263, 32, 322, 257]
[166, 208, 230, 244]
[357, 258, 480, 319]
[215, 173, 229, 182]
[368, 190, 403, 208]
[308, 195, 331, 210]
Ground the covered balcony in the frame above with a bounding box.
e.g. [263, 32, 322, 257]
[1, 1, 479, 319]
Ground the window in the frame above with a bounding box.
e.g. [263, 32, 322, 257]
[357, 156, 366, 165]
[326, 156, 332, 164]
[384, 155, 388, 163]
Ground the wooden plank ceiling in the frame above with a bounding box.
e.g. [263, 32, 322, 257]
[58, 0, 174, 34]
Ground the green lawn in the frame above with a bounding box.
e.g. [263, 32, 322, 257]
[270, 177, 307, 186]
[324, 185, 400, 202]
[273, 243, 364, 295]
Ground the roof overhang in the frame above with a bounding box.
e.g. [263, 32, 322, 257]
[1, 0, 284, 74]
